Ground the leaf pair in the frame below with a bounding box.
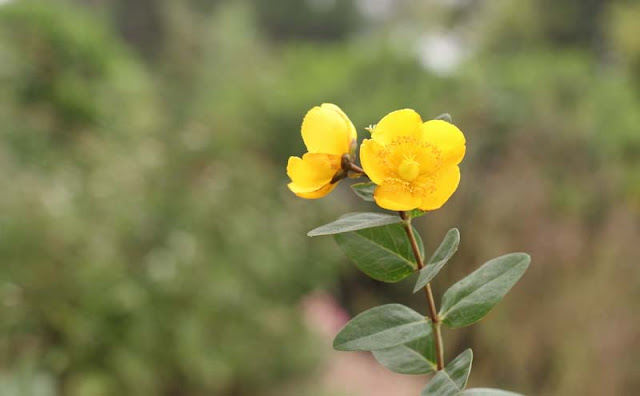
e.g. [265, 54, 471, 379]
[334, 306, 523, 396]
[310, 213, 531, 329]
[309, 212, 456, 285]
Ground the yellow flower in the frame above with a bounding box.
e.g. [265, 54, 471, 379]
[360, 109, 465, 211]
[287, 104, 357, 199]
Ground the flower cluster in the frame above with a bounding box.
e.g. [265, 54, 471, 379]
[287, 104, 466, 212]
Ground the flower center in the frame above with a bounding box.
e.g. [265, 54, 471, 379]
[397, 159, 420, 182]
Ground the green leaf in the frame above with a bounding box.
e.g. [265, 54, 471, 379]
[351, 182, 376, 201]
[333, 304, 430, 351]
[372, 335, 436, 375]
[439, 253, 531, 328]
[462, 389, 524, 396]
[434, 113, 452, 123]
[421, 349, 473, 396]
[334, 223, 423, 282]
[414, 228, 460, 293]
[307, 212, 400, 237]
[409, 209, 427, 218]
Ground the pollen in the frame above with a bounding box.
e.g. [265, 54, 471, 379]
[397, 159, 420, 181]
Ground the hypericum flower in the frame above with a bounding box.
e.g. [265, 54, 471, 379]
[360, 109, 465, 211]
[287, 103, 357, 199]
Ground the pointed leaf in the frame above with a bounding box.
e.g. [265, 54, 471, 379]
[443, 349, 473, 389]
[462, 389, 524, 396]
[422, 349, 473, 396]
[414, 228, 460, 293]
[351, 182, 376, 202]
[409, 209, 427, 218]
[333, 304, 430, 351]
[308, 212, 400, 237]
[334, 223, 423, 282]
[372, 335, 436, 374]
[434, 113, 452, 123]
[440, 253, 531, 328]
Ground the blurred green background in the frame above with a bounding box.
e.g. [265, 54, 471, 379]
[1, 0, 639, 395]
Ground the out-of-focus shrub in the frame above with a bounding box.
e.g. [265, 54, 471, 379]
[0, 3, 344, 395]
[251, 0, 359, 42]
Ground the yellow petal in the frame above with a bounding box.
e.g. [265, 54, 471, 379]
[373, 179, 423, 211]
[320, 103, 357, 146]
[291, 182, 338, 199]
[301, 103, 355, 155]
[359, 139, 393, 185]
[418, 165, 461, 211]
[287, 153, 341, 193]
[371, 109, 423, 145]
[420, 120, 466, 165]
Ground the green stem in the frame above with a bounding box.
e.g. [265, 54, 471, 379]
[399, 211, 445, 371]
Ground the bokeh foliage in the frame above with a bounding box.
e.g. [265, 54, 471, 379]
[0, 0, 639, 395]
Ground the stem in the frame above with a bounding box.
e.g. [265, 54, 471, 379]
[338, 154, 368, 179]
[399, 211, 445, 370]
[348, 162, 367, 177]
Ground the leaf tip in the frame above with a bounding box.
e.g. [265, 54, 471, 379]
[306, 229, 322, 237]
[332, 335, 346, 351]
[513, 252, 531, 267]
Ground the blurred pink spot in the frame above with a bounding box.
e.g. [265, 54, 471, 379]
[301, 292, 426, 396]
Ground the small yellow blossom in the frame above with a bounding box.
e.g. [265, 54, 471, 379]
[360, 109, 465, 211]
[287, 104, 357, 198]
